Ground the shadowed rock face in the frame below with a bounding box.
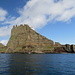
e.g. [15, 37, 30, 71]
[71, 45, 75, 52]
[54, 47, 67, 53]
[65, 44, 72, 52]
[61, 44, 75, 53]
[7, 24, 54, 53]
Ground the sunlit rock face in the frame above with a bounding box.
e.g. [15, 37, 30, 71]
[7, 24, 54, 53]
[0, 43, 4, 48]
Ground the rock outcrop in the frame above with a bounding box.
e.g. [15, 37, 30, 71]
[61, 44, 74, 53]
[54, 47, 67, 53]
[0, 43, 7, 53]
[65, 44, 72, 52]
[71, 45, 75, 52]
[55, 42, 61, 47]
[0, 43, 4, 48]
[7, 24, 54, 53]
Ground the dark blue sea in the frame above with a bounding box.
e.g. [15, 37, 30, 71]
[0, 54, 75, 75]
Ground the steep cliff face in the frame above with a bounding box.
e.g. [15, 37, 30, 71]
[0, 43, 6, 53]
[0, 43, 4, 48]
[7, 24, 54, 53]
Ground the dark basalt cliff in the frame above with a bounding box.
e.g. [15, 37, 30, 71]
[6, 24, 54, 53]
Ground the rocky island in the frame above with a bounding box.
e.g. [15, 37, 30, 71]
[0, 24, 75, 53]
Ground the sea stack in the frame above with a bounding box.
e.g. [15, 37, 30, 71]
[7, 24, 54, 53]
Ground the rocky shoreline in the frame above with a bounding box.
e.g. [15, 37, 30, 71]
[0, 44, 75, 54]
[0, 24, 75, 54]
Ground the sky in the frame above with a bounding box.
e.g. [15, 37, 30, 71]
[0, 0, 75, 45]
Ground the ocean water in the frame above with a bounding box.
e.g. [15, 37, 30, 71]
[0, 54, 75, 75]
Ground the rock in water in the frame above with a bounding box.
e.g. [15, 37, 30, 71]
[7, 24, 54, 53]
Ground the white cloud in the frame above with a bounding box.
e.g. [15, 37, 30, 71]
[0, 40, 8, 46]
[0, 25, 12, 37]
[3, 0, 75, 29]
[0, 8, 8, 21]
[1, 0, 75, 45]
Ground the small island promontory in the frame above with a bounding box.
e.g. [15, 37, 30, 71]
[0, 24, 75, 54]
